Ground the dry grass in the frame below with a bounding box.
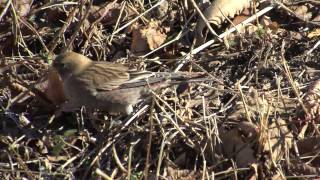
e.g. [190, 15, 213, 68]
[0, 0, 320, 179]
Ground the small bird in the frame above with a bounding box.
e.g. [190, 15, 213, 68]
[53, 51, 204, 115]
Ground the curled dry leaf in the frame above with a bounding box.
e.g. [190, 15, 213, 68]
[228, 88, 272, 122]
[296, 136, 320, 165]
[202, 121, 258, 167]
[303, 80, 320, 118]
[89, 3, 131, 25]
[260, 118, 293, 166]
[307, 28, 320, 38]
[219, 125, 257, 167]
[14, 0, 32, 17]
[44, 68, 66, 106]
[288, 162, 320, 175]
[260, 16, 280, 33]
[196, 0, 253, 37]
[131, 20, 167, 55]
[45, 7, 67, 26]
[0, 0, 32, 17]
[237, 121, 259, 142]
[164, 167, 198, 180]
[291, 5, 312, 21]
[131, 23, 149, 54]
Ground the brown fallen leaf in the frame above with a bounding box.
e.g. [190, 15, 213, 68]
[303, 80, 320, 118]
[196, 0, 253, 37]
[220, 125, 257, 167]
[260, 118, 293, 167]
[291, 5, 312, 21]
[164, 166, 199, 180]
[131, 23, 149, 55]
[307, 28, 320, 38]
[44, 68, 66, 106]
[89, 2, 131, 25]
[260, 16, 279, 33]
[131, 20, 167, 55]
[296, 136, 320, 166]
[228, 87, 272, 122]
[0, 0, 32, 17]
[201, 121, 257, 167]
[46, 155, 68, 162]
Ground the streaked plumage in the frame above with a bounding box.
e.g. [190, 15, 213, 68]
[53, 51, 202, 115]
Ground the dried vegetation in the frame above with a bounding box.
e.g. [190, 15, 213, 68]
[0, 0, 320, 179]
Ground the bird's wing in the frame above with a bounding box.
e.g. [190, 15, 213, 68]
[77, 62, 130, 91]
[117, 70, 160, 88]
[121, 71, 207, 88]
[76, 61, 204, 91]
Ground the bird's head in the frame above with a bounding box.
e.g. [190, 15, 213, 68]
[53, 52, 92, 79]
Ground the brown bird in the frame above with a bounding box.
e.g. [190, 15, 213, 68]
[53, 51, 204, 115]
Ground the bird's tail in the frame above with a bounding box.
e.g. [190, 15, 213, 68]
[120, 71, 209, 89]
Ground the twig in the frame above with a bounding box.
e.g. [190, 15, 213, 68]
[48, 3, 79, 53]
[83, 105, 149, 179]
[237, 82, 252, 123]
[189, 0, 221, 41]
[111, 0, 165, 35]
[112, 144, 128, 173]
[307, 40, 320, 55]
[144, 97, 155, 180]
[108, 1, 127, 43]
[0, 0, 11, 22]
[64, 0, 92, 52]
[174, 5, 275, 72]
[95, 168, 113, 180]
[280, 41, 308, 114]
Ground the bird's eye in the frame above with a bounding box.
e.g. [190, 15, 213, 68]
[61, 63, 69, 70]
[63, 63, 68, 69]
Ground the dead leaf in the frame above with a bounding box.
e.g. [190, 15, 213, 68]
[303, 80, 320, 117]
[220, 126, 257, 167]
[307, 28, 320, 38]
[131, 23, 149, 55]
[228, 87, 272, 122]
[196, 0, 253, 37]
[131, 20, 167, 55]
[89, 3, 131, 25]
[164, 167, 199, 180]
[202, 121, 257, 167]
[45, 7, 67, 26]
[7, 0, 32, 17]
[260, 16, 279, 32]
[291, 5, 312, 21]
[44, 68, 66, 106]
[296, 136, 320, 165]
[260, 118, 293, 166]
[46, 155, 68, 162]
[232, 15, 250, 26]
